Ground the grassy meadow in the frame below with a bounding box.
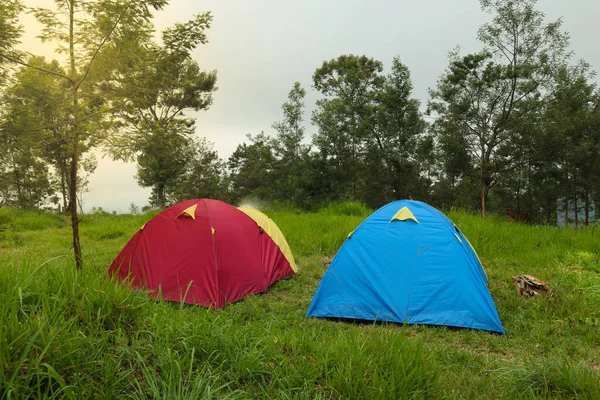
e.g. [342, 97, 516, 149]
[0, 204, 599, 399]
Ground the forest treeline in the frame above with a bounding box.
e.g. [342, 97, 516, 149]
[1, 0, 599, 229]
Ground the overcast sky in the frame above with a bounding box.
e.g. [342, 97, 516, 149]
[18, 0, 600, 212]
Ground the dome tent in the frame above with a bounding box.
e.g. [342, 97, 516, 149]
[109, 199, 296, 308]
[306, 200, 504, 333]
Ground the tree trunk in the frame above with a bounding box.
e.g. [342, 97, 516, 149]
[69, 126, 82, 270]
[574, 195, 578, 228]
[450, 174, 455, 206]
[528, 162, 533, 224]
[61, 166, 68, 212]
[564, 167, 569, 228]
[12, 163, 24, 208]
[69, 0, 82, 270]
[480, 170, 486, 216]
[157, 183, 166, 209]
[351, 120, 357, 199]
[516, 172, 521, 222]
[584, 185, 590, 226]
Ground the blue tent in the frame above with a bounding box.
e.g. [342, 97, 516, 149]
[307, 200, 504, 333]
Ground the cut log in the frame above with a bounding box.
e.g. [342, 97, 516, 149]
[512, 274, 552, 296]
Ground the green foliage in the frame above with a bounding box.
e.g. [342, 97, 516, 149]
[162, 13, 213, 58]
[309, 55, 430, 209]
[170, 137, 227, 204]
[0, 58, 73, 209]
[228, 133, 277, 204]
[269, 82, 313, 208]
[135, 123, 192, 208]
[312, 55, 385, 201]
[0, 0, 22, 81]
[212, 1, 598, 219]
[363, 57, 429, 207]
[106, 11, 217, 209]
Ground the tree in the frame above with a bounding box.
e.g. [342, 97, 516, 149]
[136, 132, 225, 208]
[0, 121, 54, 208]
[0, 0, 169, 269]
[364, 57, 427, 206]
[429, 0, 570, 215]
[171, 137, 225, 203]
[430, 116, 475, 208]
[135, 122, 192, 208]
[273, 82, 308, 160]
[107, 13, 217, 208]
[228, 133, 276, 203]
[312, 55, 384, 199]
[0, 59, 61, 208]
[0, 0, 22, 84]
[1, 57, 87, 212]
[545, 64, 598, 225]
[271, 82, 310, 206]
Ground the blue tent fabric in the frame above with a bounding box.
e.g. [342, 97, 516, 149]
[306, 200, 505, 334]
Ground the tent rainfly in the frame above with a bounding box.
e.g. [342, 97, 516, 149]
[109, 199, 296, 308]
[306, 200, 504, 333]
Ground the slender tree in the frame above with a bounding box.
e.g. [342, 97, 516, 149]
[0, 0, 168, 269]
[430, 0, 570, 215]
[271, 82, 310, 206]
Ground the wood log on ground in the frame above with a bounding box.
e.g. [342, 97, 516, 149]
[512, 274, 552, 296]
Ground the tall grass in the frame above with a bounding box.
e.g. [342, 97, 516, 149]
[321, 329, 438, 399]
[1, 203, 599, 398]
[497, 356, 600, 398]
[0, 208, 65, 231]
[317, 201, 371, 217]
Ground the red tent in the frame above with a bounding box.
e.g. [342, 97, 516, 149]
[108, 199, 296, 308]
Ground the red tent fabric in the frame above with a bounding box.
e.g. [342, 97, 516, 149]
[108, 199, 295, 308]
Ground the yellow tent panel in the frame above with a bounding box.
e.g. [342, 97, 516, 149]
[238, 206, 297, 272]
[390, 206, 419, 224]
[177, 204, 198, 220]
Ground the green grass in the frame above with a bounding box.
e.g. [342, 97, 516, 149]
[0, 205, 599, 398]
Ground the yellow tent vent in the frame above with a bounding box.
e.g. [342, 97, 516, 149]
[238, 206, 297, 272]
[390, 206, 419, 224]
[211, 227, 215, 234]
[177, 204, 197, 220]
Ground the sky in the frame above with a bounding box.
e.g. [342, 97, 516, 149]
[16, 0, 600, 212]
